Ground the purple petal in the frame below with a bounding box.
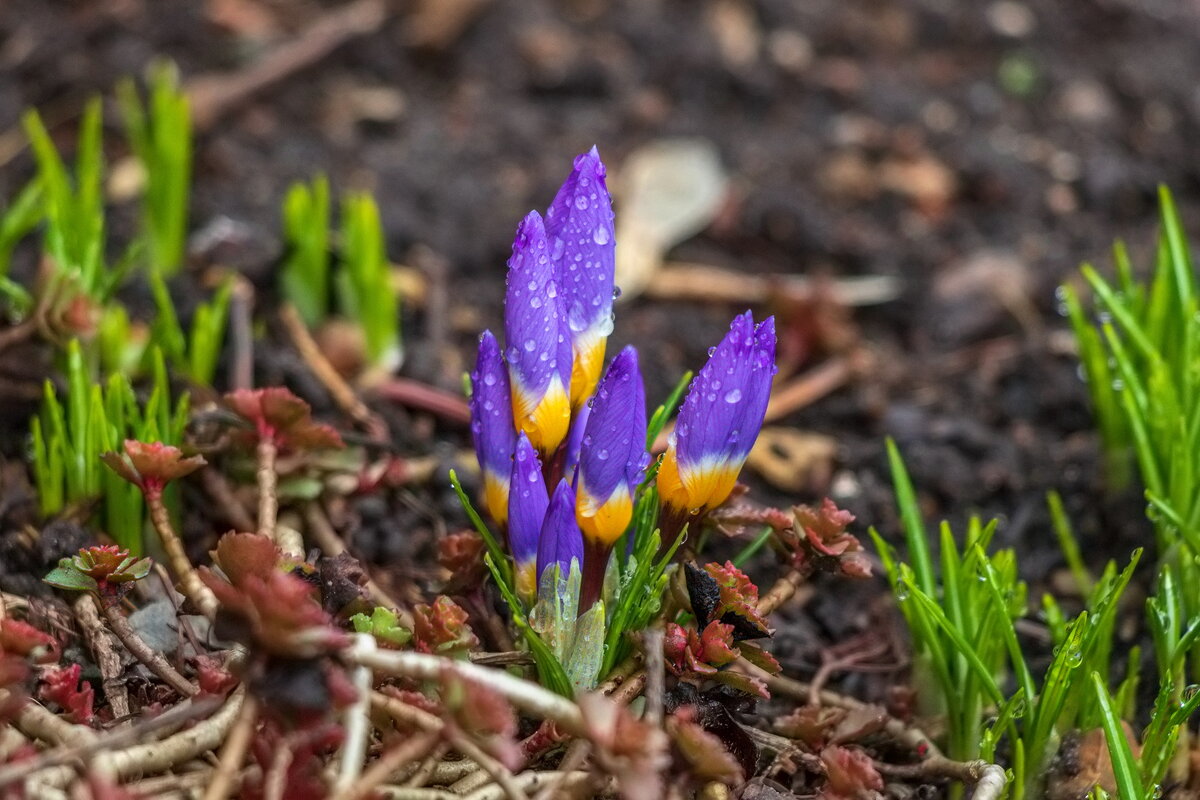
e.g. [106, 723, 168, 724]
[563, 400, 591, 485]
[675, 312, 777, 471]
[469, 330, 516, 481]
[578, 347, 648, 502]
[544, 147, 615, 340]
[537, 479, 584, 581]
[504, 211, 572, 405]
[507, 432, 548, 565]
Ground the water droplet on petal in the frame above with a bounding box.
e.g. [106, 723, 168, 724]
[593, 227, 610, 245]
[724, 389, 742, 404]
[524, 339, 537, 352]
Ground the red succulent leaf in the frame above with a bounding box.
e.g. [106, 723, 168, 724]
[667, 705, 745, 784]
[703, 561, 770, 637]
[796, 499, 858, 556]
[213, 531, 283, 587]
[710, 670, 770, 700]
[193, 655, 238, 697]
[101, 440, 206, 493]
[775, 706, 847, 748]
[819, 745, 884, 800]
[775, 499, 871, 579]
[72, 545, 153, 585]
[663, 623, 691, 675]
[0, 619, 60, 663]
[439, 667, 520, 770]
[412, 596, 478, 659]
[438, 531, 485, 592]
[200, 560, 343, 658]
[579, 693, 671, 800]
[695, 621, 738, 669]
[738, 641, 781, 675]
[39, 664, 94, 724]
[224, 388, 344, 451]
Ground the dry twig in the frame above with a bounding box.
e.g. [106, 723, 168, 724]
[72, 594, 131, 725]
[102, 603, 198, 698]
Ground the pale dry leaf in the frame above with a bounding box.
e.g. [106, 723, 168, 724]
[614, 139, 728, 300]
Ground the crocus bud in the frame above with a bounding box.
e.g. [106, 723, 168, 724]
[658, 312, 776, 516]
[469, 330, 516, 526]
[575, 347, 648, 609]
[504, 211, 572, 457]
[508, 432, 549, 603]
[576, 347, 648, 547]
[537, 480, 584, 584]
[544, 146, 616, 410]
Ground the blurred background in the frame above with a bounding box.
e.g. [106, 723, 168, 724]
[1, 0, 1196, 592]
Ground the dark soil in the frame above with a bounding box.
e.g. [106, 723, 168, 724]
[2, 0, 1197, 709]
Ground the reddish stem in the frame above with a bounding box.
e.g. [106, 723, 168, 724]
[579, 538, 610, 613]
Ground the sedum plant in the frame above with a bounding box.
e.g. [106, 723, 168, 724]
[455, 147, 776, 694]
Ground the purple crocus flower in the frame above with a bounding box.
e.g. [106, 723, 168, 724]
[469, 330, 516, 527]
[562, 400, 591, 486]
[504, 210, 573, 457]
[537, 479, 584, 584]
[658, 312, 776, 516]
[508, 432, 549, 602]
[575, 347, 648, 608]
[544, 147, 616, 410]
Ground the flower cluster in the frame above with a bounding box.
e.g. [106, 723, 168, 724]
[468, 147, 777, 614]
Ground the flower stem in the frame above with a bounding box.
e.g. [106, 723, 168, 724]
[145, 486, 218, 618]
[579, 538, 609, 613]
[256, 438, 279, 541]
[102, 602, 198, 697]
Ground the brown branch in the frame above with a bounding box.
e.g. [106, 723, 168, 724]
[875, 755, 1008, 799]
[280, 303, 388, 441]
[102, 603, 198, 697]
[72, 595, 131, 724]
[333, 733, 440, 800]
[0, 696, 220, 789]
[446, 732, 528, 800]
[187, 0, 389, 130]
[257, 438, 280, 542]
[201, 695, 259, 800]
[145, 485, 218, 618]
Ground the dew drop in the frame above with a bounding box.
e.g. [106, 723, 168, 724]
[708, 346, 717, 356]
[575, 196, 589, 210]
[593, 227, 610, 245]
[524, 339, 537, 352]
[724, 389, 742, 404]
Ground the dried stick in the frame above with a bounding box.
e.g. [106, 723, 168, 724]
[188, 0, 388, 130]
[763, 356, 854, 424]
[643, 628, 665, 728]
[875, 756, 1007, 800]
[102, 603, 198, 697]
[334, 733, 440, 800]
[145, 485, 218, 618]
[353, 651, 584, 736]
[257, 438, 279, 541]
[72, 595, 131, 724]
[201, 694, 259, 800]
[334, 634, 378, 794]
[24, 688, 245, 788]
[756, 569, 809, 617]
[281, 303, 388, 440]
[761, 670, 939, 757]
[446, 733, 528, 800]
[201, 466, 257, 532]
[643, 263, 901, 308]
[0, 696, 220, 789]
[369, 378, 472, 425]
